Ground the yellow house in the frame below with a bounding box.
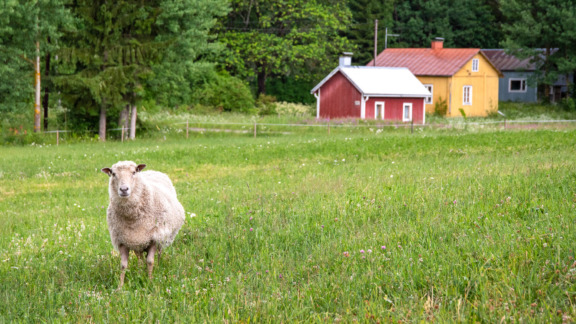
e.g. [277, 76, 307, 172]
[368, 38, 502, 117]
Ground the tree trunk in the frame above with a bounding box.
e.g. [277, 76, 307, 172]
[257, 66, 267, 95]
[42, 53, 51, 131]
[118, 105, 130, 140]
[99, 103, 107, 141]
[34, 41, 41, 133]
[130, 104, 137, 139]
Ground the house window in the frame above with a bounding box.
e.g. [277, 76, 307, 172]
[509, 78, 527, 92]
[424, 84, 433, 104]
[472, 59, 479, 72]
[403, 103, 412, 122]
[463, 86, 472, 105]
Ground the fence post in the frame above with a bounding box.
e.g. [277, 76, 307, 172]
[186, 120, 189, 139]
[121, 126, 124, 142]
[56, 130, 59, 146]
[327, 120, 331, 135]
[254, 122, 257, 138]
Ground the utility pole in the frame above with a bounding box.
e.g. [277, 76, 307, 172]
[373, 20, 378, 66]
[385, 27, 399, 50]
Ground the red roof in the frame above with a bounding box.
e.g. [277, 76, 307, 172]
[369, 48, 481, 76]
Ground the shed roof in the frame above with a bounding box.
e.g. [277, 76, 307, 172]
[311, 66, 431, 98]
[368, 48, 500, 76]
[482, 49, 537, 71]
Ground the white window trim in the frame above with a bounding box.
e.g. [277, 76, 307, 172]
[424, 84, 433, 104]
[509, 78, 527, 93]
[375, 101, 385, 120]
[403, 103, 413, 122]
[463, 86, 472, 105]
[472, 59, 479, 72]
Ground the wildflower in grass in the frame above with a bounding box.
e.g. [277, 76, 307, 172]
[343, 252, 350, 257]
[249, 216, 253, 221]
[279, 274, 283, 279]
[367, 249, 372, 253]
[250, 228, 253, 232]
[381, 245, 386, 250]
[321, 225, 324, 229]
[360, 249, 365, 254]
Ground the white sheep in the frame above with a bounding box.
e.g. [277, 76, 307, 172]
[101, 161, 185, 289]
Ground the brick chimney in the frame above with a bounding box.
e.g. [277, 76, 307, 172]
[339, 52, 353, 66]
[431, 37, 444, 50]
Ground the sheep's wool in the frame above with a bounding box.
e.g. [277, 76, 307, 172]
[106, 161, 185, 253]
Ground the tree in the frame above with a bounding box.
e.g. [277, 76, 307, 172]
[57, 0, 228, 140]
[501, 0, 576, 100]
[346, 0, 394, 65]
[391, 0, 502, 48]
[219, 0, 352, 95]
[0, 0, 72, 131]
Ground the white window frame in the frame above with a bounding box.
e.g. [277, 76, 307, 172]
[403, 103, 413, 122]
[424, 84, 433, 104]
[463, 86, 472, 105]
[472, 59, 479, 72]
[375, 101, 385, 120]
[509, 78, 527, 93]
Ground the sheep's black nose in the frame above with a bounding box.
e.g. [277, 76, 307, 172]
[119, 186, 129, 193]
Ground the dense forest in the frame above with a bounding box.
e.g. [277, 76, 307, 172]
[1, 0, 575, 138]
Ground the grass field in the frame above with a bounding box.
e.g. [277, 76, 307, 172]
[1, 127, 575, 322]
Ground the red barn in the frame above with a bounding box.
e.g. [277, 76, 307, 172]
[311, 58, 431, 124]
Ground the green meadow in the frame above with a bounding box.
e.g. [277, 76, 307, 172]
[1, 128, 575, 322]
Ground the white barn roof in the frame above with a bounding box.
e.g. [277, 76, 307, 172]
[311, 66, 431, 98]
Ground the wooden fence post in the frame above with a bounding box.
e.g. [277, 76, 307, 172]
[254, 122, 257, 138]
[121, 126, 124, 142]
[56, 130, 59, 146]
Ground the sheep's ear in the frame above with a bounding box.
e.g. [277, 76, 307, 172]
[136, 164, 147, 172]
[101, 168, 112, 176]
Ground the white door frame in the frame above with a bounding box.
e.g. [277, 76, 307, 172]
[375, 101, 385, 120]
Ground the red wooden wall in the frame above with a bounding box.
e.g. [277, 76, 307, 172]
[365, 97, 425, 124]
[316, 71, 426, 123]
[317, 71, 361, 119]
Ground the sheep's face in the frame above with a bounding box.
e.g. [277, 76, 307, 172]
[102, 162, 146, 199]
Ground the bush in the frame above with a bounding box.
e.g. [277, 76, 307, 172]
[560, 97, 576, 112]
[256, 94, 277, 116]
[194, 73, 255, 113]
[434, 96, 448, 116]
[275, 102, 315, 116]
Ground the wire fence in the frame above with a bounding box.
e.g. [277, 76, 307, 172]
[18, 118, 576, 145]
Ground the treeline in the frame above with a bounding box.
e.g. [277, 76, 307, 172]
[1, 0, 575, 139]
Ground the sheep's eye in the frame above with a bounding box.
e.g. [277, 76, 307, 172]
[132, 171, 136, 175]
[112, 172, 116, 177]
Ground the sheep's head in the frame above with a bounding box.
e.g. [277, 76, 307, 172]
[102, 161, 146, 198]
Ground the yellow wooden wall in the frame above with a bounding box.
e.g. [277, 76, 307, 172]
[418, 53, 500, 117]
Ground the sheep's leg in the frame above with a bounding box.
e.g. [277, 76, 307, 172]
[146, 242, 157, 279]
[118, 245, 130, 289]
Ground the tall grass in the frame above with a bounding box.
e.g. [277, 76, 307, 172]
[1, 129, 575, 322]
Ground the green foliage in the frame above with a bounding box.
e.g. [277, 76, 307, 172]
[274, 101, 315, 116]
[0, 0, 74, 115]
[266, 77, 316, 104]
[194, 73, 255, 113]
[256, 94, 277, 116]
[218, 0, 352, 94]
[392, 0, 503, 48]
[434, 96, 448, 116]
[501, 0, 576, 90]
[346, 0, 394, 65]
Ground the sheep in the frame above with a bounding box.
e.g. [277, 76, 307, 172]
[101, 161, 185, 289]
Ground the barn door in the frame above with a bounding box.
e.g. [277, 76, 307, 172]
[375, 102, 385, 120]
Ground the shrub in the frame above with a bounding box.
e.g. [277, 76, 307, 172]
[275, 102, 315, 116]
[434, 96, 448, 116]
[194, 73, 255, 113]
[256, 94, 278, 116]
